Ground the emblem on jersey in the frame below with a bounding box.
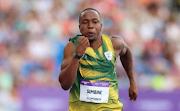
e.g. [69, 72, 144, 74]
[104, 51, 112, 60]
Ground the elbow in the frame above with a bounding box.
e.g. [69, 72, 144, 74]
[62, 86, 70, 90]
[58, 73, 73, 90]
[59, 79, 71, 90]
[60, 83, 71, 90]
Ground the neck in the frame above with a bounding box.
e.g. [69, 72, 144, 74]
[90, 35, 102, 50]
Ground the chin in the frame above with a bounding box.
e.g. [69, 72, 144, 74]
[89, 39, 96, 43]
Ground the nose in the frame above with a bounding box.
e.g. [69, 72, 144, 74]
[88, 22, 93, 29]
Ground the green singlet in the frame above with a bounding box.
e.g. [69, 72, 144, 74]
[68, 34, 123, 111]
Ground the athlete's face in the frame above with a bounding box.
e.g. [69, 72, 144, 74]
[79, 10, 102, 43]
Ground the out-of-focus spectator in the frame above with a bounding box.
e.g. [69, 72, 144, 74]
[0, 67, 22, 111]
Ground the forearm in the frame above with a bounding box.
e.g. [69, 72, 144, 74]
[120, 48, 135, 85]
[59, 58, 79, 90]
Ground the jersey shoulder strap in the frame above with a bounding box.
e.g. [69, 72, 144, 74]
[69, 34, 82, 48]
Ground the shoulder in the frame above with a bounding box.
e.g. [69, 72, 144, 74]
[64, 41, 75, 49]
[110, 35, 124, 42]
[110, 35, 129, 56]
[110, 35, 124, 50]
[63, 41, 76, 55]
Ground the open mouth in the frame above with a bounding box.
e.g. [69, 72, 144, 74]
[86, 32, 94, 37]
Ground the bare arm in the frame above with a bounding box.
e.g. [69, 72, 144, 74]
[111, 35, 138, 101]
[59, 41, 79, 90]
[59, 36, 90, 90]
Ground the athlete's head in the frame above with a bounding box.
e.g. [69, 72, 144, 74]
[79, 8, 102, 43]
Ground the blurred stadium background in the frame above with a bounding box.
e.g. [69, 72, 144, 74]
[0, 0, 180, 111]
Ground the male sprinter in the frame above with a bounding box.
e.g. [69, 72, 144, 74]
[59, 8, 138, 111]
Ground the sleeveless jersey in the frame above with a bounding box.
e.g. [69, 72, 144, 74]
[68, 34, 123, 111]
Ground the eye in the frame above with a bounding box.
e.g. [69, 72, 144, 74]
[82, 20, 88, 24]
[82, 21, 87, 24]
[93, 21, 98, 23]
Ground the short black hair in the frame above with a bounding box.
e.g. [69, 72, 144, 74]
[79, 8, 101, 23]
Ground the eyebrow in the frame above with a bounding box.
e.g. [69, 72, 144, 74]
[80, 18, 99, 23]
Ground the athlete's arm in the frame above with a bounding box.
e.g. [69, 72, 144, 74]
[59, 36, 90, 90]
[111, 35, 138, 101]
[59, 41, 78, 90]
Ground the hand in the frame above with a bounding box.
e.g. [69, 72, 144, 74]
[76, 36, 90, 56]
[129, 82, 138, 102]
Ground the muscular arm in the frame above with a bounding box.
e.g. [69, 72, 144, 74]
[59, 36, 90, 90]
[111, 35, 138, 101]
[120, 43, 134, 85]
[59, 41, 79, 90]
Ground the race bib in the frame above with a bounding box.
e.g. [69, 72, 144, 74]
[79, 80, 110, 103]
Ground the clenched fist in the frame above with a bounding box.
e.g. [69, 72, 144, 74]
[76, 36, 90, 56]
